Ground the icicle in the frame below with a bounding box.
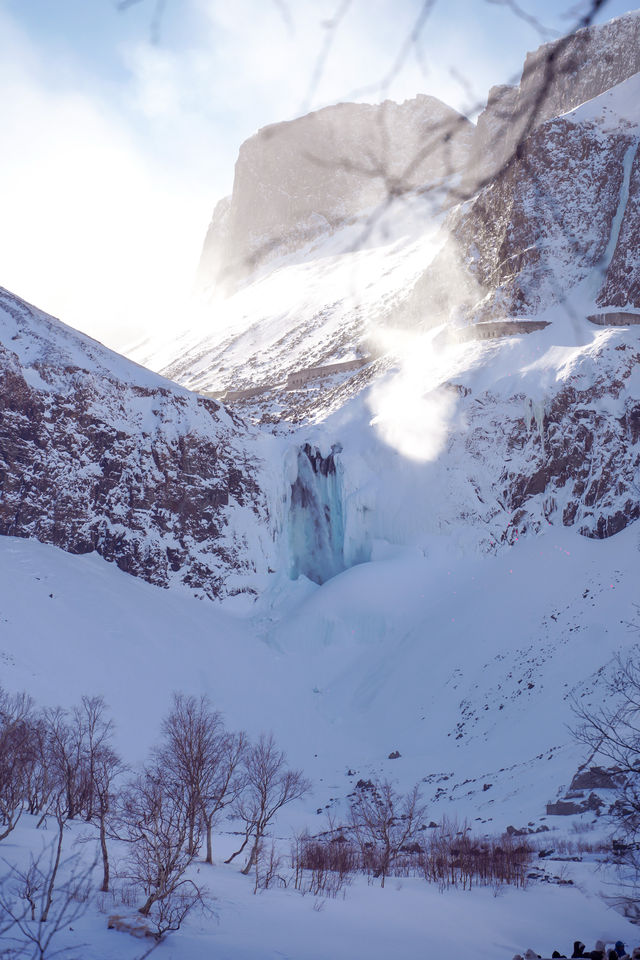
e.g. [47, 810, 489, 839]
[533, 401, 545, 454]
[523, 397, 533, 433]
[288, 444, 346, 584]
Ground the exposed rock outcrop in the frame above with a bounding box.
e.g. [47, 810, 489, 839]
[468, 10, 640, 189]
[0, 288, 269, 599]
[597, 144, 640, 309]
[406, 78, 640, 326]
[505, 378, 640, 541]
[197, 96, 473, 293]
[452, 334, 640, 544]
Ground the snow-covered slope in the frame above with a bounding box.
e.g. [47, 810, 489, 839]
[0, 286, 276, 599]
[136, 198, 443, 395]
[2, 522, 639, 833]
[416, 72, 640, 327]
[469, 9, 640, 189]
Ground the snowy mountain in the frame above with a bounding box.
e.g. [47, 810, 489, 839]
[133, 33, 640, 555]
[0, 286, 276, 599]
[2, 12, 640, 957]
[196, 95, 472, 296]
[470, 9, 640, 187]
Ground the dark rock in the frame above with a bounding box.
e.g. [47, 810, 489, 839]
[569, 766, 624, 791]
[0, 287, 268, 600]
[546, 792, 604, 816]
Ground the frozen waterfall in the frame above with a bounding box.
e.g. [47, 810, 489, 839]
[288, 443, 346, 585]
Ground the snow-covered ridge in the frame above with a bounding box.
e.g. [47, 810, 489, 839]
[469, 9, 640, 188]
[196, 95, 472, 297]
[0, 286, 176, 392]
[563, 71, 640, 133]
[0, 286, 275, 598]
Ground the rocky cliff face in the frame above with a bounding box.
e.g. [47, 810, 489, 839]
[199, 10, 640, 298]
[456, 336, 640, 545]
[197, 95, 473, 294]
[468, 10, 640, 189]
[597, 141, 640, 309]
[407, 72, 640, 327]
[0, 288, 271, 599]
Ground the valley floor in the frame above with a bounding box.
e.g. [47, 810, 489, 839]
[1, 525, 640, 956]
[3, 815, 638, 960]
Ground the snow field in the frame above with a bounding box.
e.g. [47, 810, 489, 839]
[1, 521, 638, 833]
[2, 812, 637, 960]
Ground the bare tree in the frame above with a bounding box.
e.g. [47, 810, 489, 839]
[145, 882, 208, 942]
[572, 652, 640, 916]
[155, 694, 247, 864]
[0, 844, 94, 960]
[155, 693, 224, 857]
[41, 707, 88, 823]
[22, 716, 53, 820]
[199, 729, 247, 866]
[292, 820, 358, 898]
[73, 696, 114, 822]
[349, 778, 427, 887]
[572, 653, 640, 777]
[71, 697, 124, 892]
[89, 742, 125, 894]
[0, 689, 37, 842]
[418, 816, 532, 890]
[225, 733, 310, 876]
[29, 698, 118, 908]
[119, 762, 201, 923]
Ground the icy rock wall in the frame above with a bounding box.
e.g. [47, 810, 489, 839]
[287, 443, 353, 585]
[288, 444, 345, 584]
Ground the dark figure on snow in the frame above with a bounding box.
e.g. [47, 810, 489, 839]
[573, 944, 587, 958]
[589, 941, 607, 960]
[615, 943, 628, 959]
[553, 952, 567, 958]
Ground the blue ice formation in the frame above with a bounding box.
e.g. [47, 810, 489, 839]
[288, 443, 345, 585]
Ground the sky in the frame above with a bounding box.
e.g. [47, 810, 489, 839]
[0, 0, 634, 350]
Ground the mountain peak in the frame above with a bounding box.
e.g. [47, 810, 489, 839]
[196, 94, 473, 296]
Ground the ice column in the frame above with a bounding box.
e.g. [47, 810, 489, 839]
[524, 397, 545, 453]
[288, 444, 346, 585]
